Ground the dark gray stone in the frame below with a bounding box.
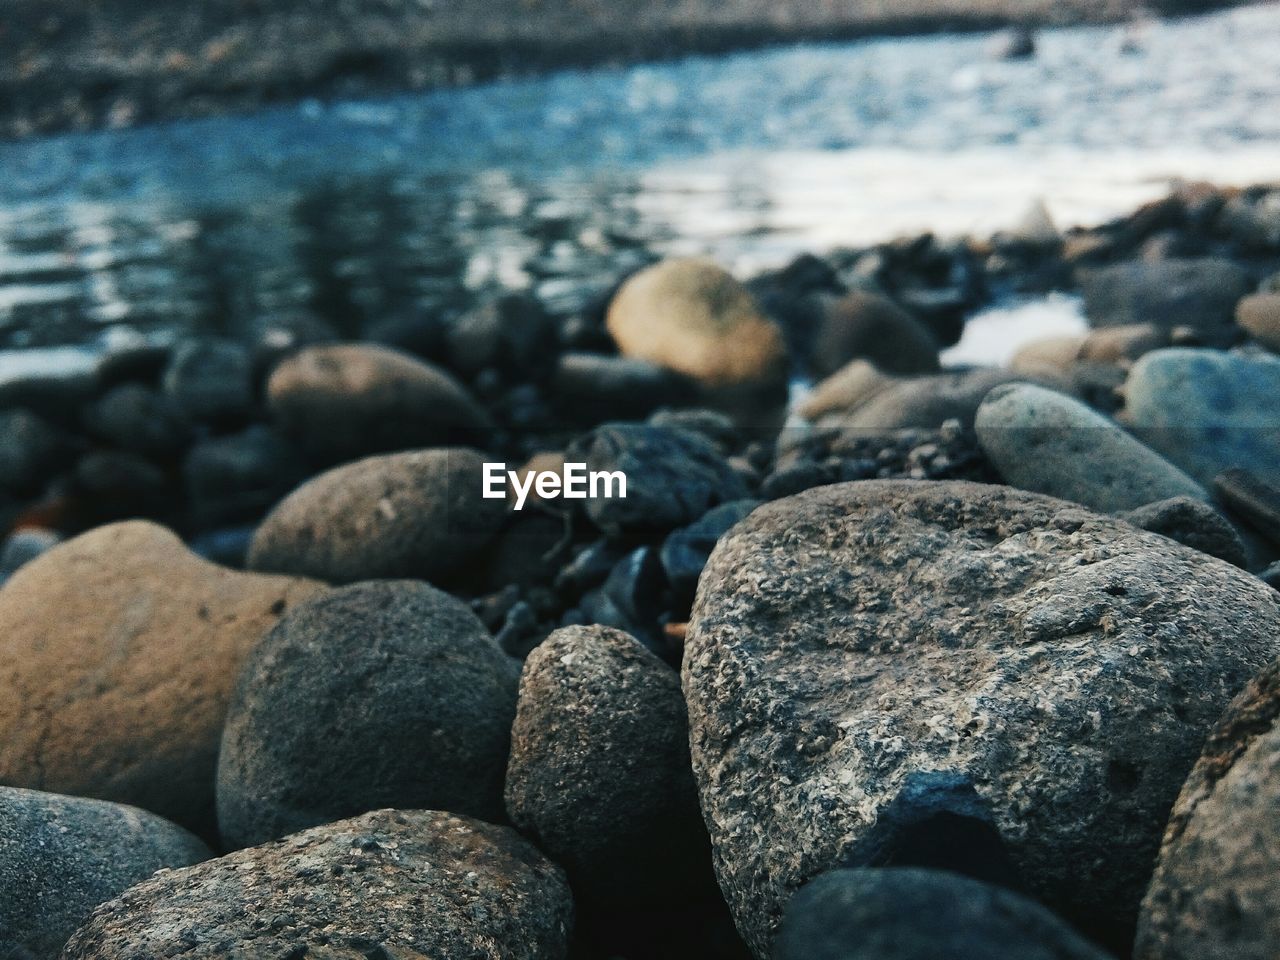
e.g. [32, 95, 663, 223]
[660, 499, 760, 605]
[1119, 496, 1248, 567]
[63, 809, 573, 960]
[776, 868, 1110, 960]
[217, 580, 520, 849]
[553, 353, 698, 422]
[1080, 258, 1251, 343]
[83, 384, 191, 458]
[684, 480, 1280, 955]
[0, 409, 74, 494]
[0, 786, 209, 960]
[162, 338, 254, 422]
[183, 425, 307, 527]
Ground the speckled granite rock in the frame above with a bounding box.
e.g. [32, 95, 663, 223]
[1135, 658, 1280, 960]
[62, 809, 573, 960]
[684, 480, 1280, 956]
[0, 787, 209, 960]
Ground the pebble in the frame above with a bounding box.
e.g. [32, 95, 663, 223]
[1237, 292, 1280, 352]
[808, 290, 940, 378]
[975, 382, 1207, 513]
[1080, 258, 1252, 344]
[161, 337, 254, 423]
[684, 480, 1280, 954]
[266, 342, 491, 463]
[182, 425, 307, 527]
[1136, 657, 1280, 960]
[0, 786, 210, 960]
[217, 580, 519, 848]
[568, 423, 749, 537]
[82, 383, 191, 459]
[660, 499, 761, 608]
[505, 626, 710, 904]
[62, 809, 573, 960]
[0, 521, 324, 833]
[247, 447, 508, 585]
[1122, 348, 1280, 488]
[1119, 496, 1248, 567]
[776, 868, 1110, 960]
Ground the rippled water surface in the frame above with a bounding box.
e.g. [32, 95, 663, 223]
[2, 4, 1280, 349]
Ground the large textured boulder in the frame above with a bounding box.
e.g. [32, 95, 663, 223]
[63, 809, 573, 960]
[1135, 658, 1280, 960]
[975, 382, 1207, 512]
[267, 343, 491, 463]
[248, 448, 508, 585]
[1123, 348, 1280, 487]
[218, 581, 519, 849]
[684, 480, 1280, 956]
[776, 868, 1111, 960]
[505, 626, 709, 905]
[0, 787, 210, 960]
[0, 522, 323, 833]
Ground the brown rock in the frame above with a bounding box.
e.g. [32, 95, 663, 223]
[809, 290, 940, 379]
[0, 522, 323, 833]
[1237, 293, 1280, 352]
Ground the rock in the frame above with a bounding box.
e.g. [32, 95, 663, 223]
[988, 26, 1036, 60]
[975, 382, 1207, 513]
[217, 581, 518, 848]
[1237, 292, 1280, 352]
[0, 527, 61, 580]
[0, 786, 210, 960]
[776, 868, 1110, 960]
[660, 499, 761, 608]
[552, 352, 698, 422]
[684, 480, 1280, 955]
[0, 408, 74, 494]
[648, 408, 742, 452]
[0, 521, 324, 832]
[606, 258, 787, 389]
[71, 451, 172, 523]
[505, 626, 709, 904]
[1010, 336, 1085, 376]
[1079, 324, 1178, 366]
[1214, 467, 1280, 549]
[448, 292, 558, 376]
[82, 384, 190, 459]
[0, 346, 100, 416]
[266, 343, 491, 463]
[161, 337, 254, 423]
[183, 425, 308, 527]
[998, 198, 1061, 249]
[62, 809, 573, 960]
[798, 360, 899, 421]
[808, 290, 940, 379]
[1119, 496, 1248, 567]
[1122, 348, 1280, 488]
[1135, 657, 1280, 960]
[568, 424, 749, 538]
[1080, 259, 1252, 344]
[247, 448, 508, 585]
[820, 368, 1058, 431]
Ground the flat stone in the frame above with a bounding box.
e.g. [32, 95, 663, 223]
[684, 480, 1280, 955]
[1080, 258, 1252, 344]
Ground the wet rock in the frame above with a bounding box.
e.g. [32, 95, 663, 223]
[1237, 292, 1280, 352]
[482, 510, 570, 591]
[0, 408, 74, 494]
[1122, 348, 1280, 487]
[71, 451, 172, 523]
[1119, 496, 1247, 567]
[448, 292, 558, 376]
[0, 526, 61, 580]
[684, 480, 1280, 955]
[556, 538, 628, 595]
[1135, 657, 1280, 960]
[183, 425, 307, 527]
[552, 352, 698, 422]
[266, 343, 491, 463]
[161, 337, 254, 423]
[776, 868, 1110, 960]
[62, 809, 573, 960]
[217, 581, 519, 848]
[606, 258, 787, 389]
[569, 423, 749, 537]
[0, 521, 323, 833]
[82, 384, 190, 459]
[248, 448, 508, 585]
[661, 499, 760, 608]
[0, 346, 100, 417]
[649, 408, 742, 452]
[808, 290, 940, 379]
[1080, 258, 1251, 344]
[0, 786, 210, 960]
[975, 382, 1206, 512]
[505, 626, 709, 905]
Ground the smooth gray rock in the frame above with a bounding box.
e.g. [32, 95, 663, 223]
[1135, 658, 1280, 960]
[684, 480, 1280, 956]
[505, 626, 709, 905]
[1123, 348, 1280, 487]
[0, 786, 209, 960]
[776, 868, 1110, 960]
[217, 581, 519, 849]
[63, 809, 573, 960]
[248, 447, 508, 585]
[975, 382, 1207, 512]
[1081, 258, 1252, 343]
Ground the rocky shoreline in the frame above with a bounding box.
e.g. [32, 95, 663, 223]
[1, 179, 1280, 958]
[0, 0, 1249, 140]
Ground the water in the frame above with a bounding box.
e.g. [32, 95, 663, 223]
[1, 4, 1279, 352]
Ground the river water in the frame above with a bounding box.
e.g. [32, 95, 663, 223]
[1, 3, 1279, 353]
